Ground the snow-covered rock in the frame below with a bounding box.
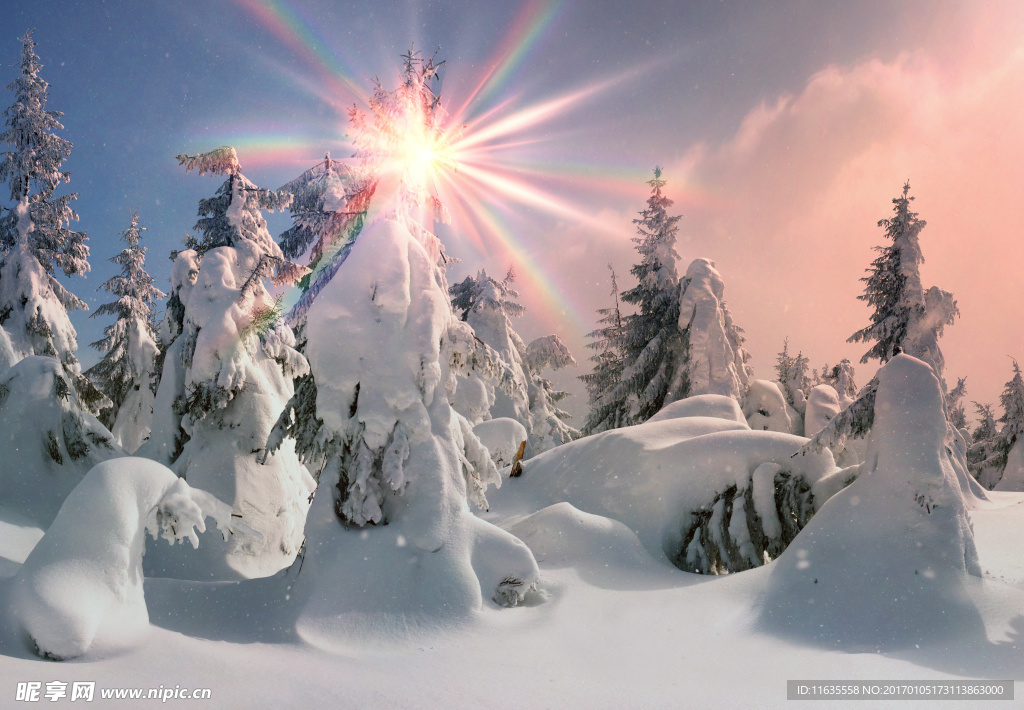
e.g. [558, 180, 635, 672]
[0, 356, 122, 527]
[757, 354, 983, 650]
[9, 458, 242, 660]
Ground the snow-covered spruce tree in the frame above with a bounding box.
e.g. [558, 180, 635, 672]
[774, 338, 809, 412]
[677, 257, 751, 400]
[141, 146, 312, 579]
[610, 167, 686, 423]
[0, 31, 105, 413]
[86, 211, 165, 452]
[823, 358, 858, 404]
[986, 360, 1024, 491]
[814, 183, 982, 497]
[848, 181, 958, 386]
[449, 267, 578, 455]
[268, 51, 539, 641]
[579, 265, 631, 435]
[967, 401, 1000, 487]
[945, 376, 968, 431]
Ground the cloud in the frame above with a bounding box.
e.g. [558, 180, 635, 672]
[667, 39, 1024, 409]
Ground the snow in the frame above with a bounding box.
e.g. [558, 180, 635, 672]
[647, 392, 748, 425]
[0, 356, 122, 527]
[742, 379, 800, 434]
[293, 214, 540, 644]
[473, 417, 527, 469]
[486, 413, 835, 567]
[994, 438, 1024, 491]
[758, 354, 982, 650]
[7, 458, 240, 660]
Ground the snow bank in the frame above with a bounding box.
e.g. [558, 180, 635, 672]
[804, 384, 840, 436]
[487, 415, 836, 570]
[293, 215, 540, 647]
[994, 439, 1024, 491]
[473, 417, 527, 469]
[757, 355, 983, 650]
[647, 394, 748, 425]
[9, 458, 241, 659]
[0, 356, 122, 527]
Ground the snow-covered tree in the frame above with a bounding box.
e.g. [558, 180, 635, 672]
[613, 167, 685, 422]
[967, 401, 999, 487]
[677, 257, 751, 400]
[945, 376, 968, 431]
[268, 51, 539, 639]
[86, 212, 165, 452]
[848, 182, 958, 387]
[449, 267, 578, 455]
[141, 146, 312, 579]
[580, 265, 630, 435]
[974, 361, 1024, 491]
[0, 31, 104, 413]
[823, 358, 858, 403]
[774, 338, 809, 413]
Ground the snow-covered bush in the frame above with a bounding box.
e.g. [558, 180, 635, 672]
[10, 458, 244, 660]
[86, 211, 164, 452]
[141, 147, 312, 579]
[0, 356, 122, 527]
[758, 355, 983, 650]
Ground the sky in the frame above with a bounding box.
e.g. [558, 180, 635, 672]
[2, 0, 1023, 421]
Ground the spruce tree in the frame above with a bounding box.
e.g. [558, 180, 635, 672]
[614, 167, 685, 422]
[990, 361, 1024, 486]
[86, 211, 164, 451]
[945, 376, 968, 430]
[848, 181, 958, 385]
[0, 31, 104, 412]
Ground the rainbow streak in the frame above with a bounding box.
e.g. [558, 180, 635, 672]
[450, 0, 569, 120]
[232, 0, 369, 107]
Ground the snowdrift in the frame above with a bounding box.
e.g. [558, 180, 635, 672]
[8, 458, 240, 659]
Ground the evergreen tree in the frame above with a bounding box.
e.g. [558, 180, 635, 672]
[86, 211, 164, 451]
[967, 401, 998, 486]
[988, 361, 1024, 487]
[823, 358, 858, 401]
[580, 265, 630, 435]
[449, 267, 578, 455]
[848, 181, 958, 385]
[774, 338, 808, 411]
[0, 31, 104, 412]
[143, 146, 311, 578]
[608, 167, 685, 423]
[945, 376, 968, 430]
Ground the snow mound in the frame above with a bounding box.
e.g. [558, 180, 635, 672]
[473, 417, 527, 469]
[488, 416, 836, 571]
[757, 355, 983, 650]
[804, 384, 840, 437]
[504, 502, 660, 587]
[9, 458, 242, 660]
[0, 356, 123, 527]
[994, 440, 1024, 491]
[647, 394, 748, 425]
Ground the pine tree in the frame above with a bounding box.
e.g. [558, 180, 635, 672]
[774, 338, 809, 411]
[967, 401, 998, 486]
[580, 265, 630, 435]
[0, 31, 104, 412]
[988, 361, 1024, 487]
[848, 181, 958, 385]
[86, 211, 165, 451]
[823, 358, 858, 401]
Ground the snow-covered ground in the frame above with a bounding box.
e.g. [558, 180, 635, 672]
[0, 488, 1021, 708]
